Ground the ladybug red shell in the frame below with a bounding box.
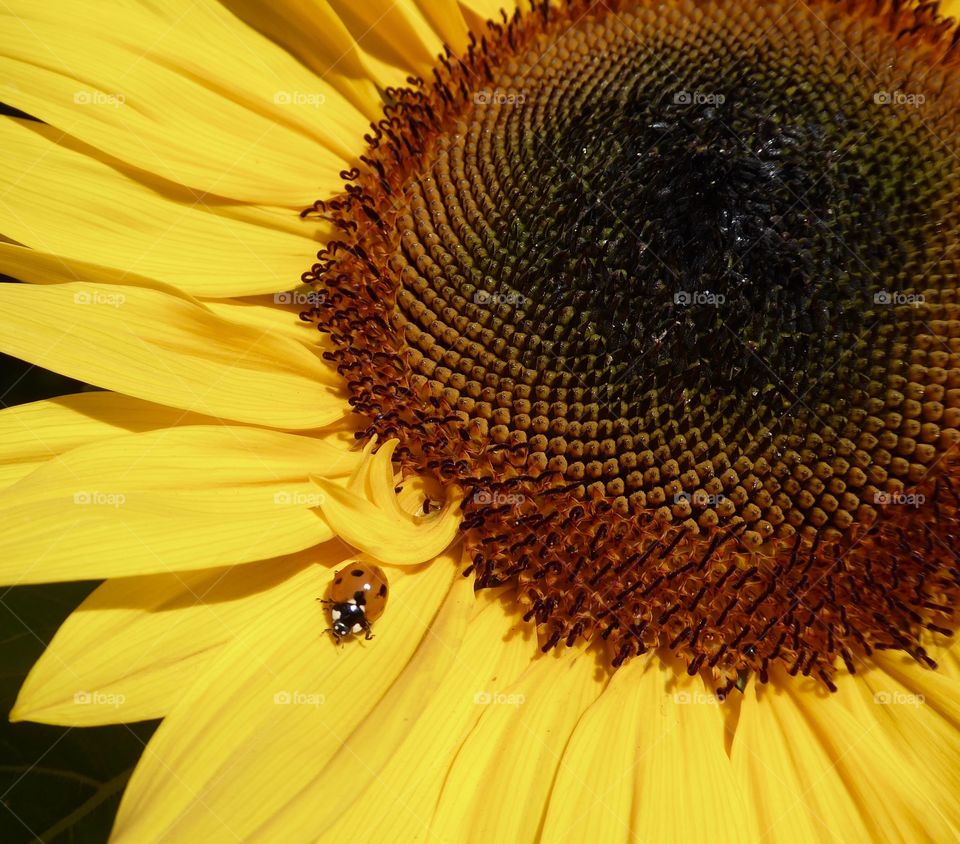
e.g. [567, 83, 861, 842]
[323, 564, 389, 643]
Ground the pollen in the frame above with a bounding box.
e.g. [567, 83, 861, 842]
[306, 0, 960, 692]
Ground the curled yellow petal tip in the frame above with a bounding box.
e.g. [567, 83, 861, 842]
[311, 470, 463, 566]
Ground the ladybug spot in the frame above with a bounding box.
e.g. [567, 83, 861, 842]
[378, 585, 387, 597]
[351, 569, 365, 577]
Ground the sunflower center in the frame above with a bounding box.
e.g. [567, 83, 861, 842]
[308, 0, 960, 692]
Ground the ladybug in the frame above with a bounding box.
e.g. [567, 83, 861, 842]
[322, 564, 389, 643]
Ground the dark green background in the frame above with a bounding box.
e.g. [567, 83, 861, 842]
[0, 356, 157, 843]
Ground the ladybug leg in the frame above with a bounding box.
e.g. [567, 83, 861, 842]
[360, 618, 375, 640]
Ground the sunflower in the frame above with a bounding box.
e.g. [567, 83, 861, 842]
[2, 0, 960, 840]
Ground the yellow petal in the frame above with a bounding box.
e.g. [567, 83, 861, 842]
[0, 281, 346, 429]
[540, 658, 652, 843]
[364, 438, 409, 517]
[732, 668, 958, 843]
[458, 0, 520, 30]
[0, 121, 323, 297]
[202, 295, 331, 348]
[251, 582, 534, 841]
[111, 553, 461, 842]
[841, 657, 960, 832]
[0, 426, 359, 583]
[431, 647, 607, 842]
[543, 655, 757, 843]
[12, 547, 327, 725]
[0, 243, 173, 295]
[0, 0, 366, 204]
[219, 0, 403, 114]
[631, 662, 757, 842]
[395, 470, 447, 516]
[0, 490, 330, 585]
[313, 474, 463, 565]
[411, 0, 470, 55]
[344, 436, 379, 495]
[925, 632, 960, 682]
[328, 0, 457, 77]
[2, 425, 358, 503]
[941, 0, 960, 18]
[870, 649, 960, 732]
[0, 392, 220, 490]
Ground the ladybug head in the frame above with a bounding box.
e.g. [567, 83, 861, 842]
[331, 618, 352, 638]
